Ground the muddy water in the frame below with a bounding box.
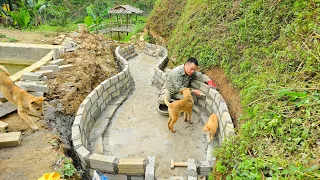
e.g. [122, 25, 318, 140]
[0, 59, 34, 74]
[102, 53, 207, 179]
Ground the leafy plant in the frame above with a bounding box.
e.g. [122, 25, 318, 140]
[56, 156, 77, 178]
[10, 9, 30, 28]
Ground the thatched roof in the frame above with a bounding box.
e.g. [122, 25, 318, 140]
[108, 5, 144, 15]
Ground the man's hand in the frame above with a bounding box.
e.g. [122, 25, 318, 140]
[207, 80, 217, 89]
[193, 89, 201, 96]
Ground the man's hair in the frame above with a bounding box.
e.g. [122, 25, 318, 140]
[186, 57, 198, 66]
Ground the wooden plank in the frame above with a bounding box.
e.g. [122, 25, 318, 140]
[0, 132, 22, 148]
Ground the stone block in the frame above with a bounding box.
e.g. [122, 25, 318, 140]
[0, 132, 21, 148]
[0, 121, 8, 133]
[112, 91, 121, 99]
[218, 102, 229, 116]
[81, 98, 92, 112]
[116, 81, 124, 90]
[208, 89, 219, 100]
[40, 65, 59, 73]
[76, 146, 90, 165]
[169, 176, 184, 180]
[119, 72, 126, 81]
[206, 144, 214, 165]
[188, 176, 197, 180]
[21, 72, 43, 81]
[110, 76, 119, 85]
[188, 158, 197, 177]
[76, 106, 86, 116]
[199, 83, 209, 95]
[58, 64, 73, 71]
[0, 101, 17, 118]
[72, 125, 81, 140]
[198, 99, 206, 109]
[36, 70, 54, 79]
[89, 154, 117, 173]
[101, 79, 111, 90]
[49, 59, 65, 65]
[108, 85, 116, 94]
[104, 173, 128, 180]
[198, 161, 212, 174]
[27, 84, 49, 93]
[72, 138, 82, 149]
[88, 90, 98, 104]
[145, 156, 155, 180]
[211, 102, 218, 115]
[118, 169, 145, 175]
[118, 158, 145, 169]
[95, 85, 104, 97]
[15, 81, 37, 90]
[214, 94, 223, 108]
[29, 91, 45, 97]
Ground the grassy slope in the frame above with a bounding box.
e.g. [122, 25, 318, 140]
[148, 0, 320, 179]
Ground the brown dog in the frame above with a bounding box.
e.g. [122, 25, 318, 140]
[164, 88, 194, 133]
[0, 65, 44, 130]
[203, 114, 219, 142]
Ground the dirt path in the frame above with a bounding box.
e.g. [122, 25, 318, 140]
[101, 53, 211, 179]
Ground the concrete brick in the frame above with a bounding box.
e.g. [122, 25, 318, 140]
[76, 106, 86, 116]
[199, 83, 209, 95]
[205, 97, 213, 107]
[59, 64, 73, 71]
[218, 102, 229, 116]
[211, 102, 218, 115]
[72, 115, 81, 128]
[169, 176, 184, 180]
[221, 112, 233, 130]
[198, 99, 206, 109]
[72, 125, 81, 140]
[0, 101, 17, 118]
[72, 138, 82, 149]
[88, 90, 99, 103]
[36, 70, 54, 79]
[110, 76, 119, 85]
[0, 132, 21, 148]
[101, 79, 111, 90]
[145, 156, 155, 180]
[206, 144, 214, 165]
[108, 85, 116, 94]
[15, 81, 37, 90]
[76, 146, 90, 165]
[199, 161, 212, 174]
[49, 59, 64, 65]
[208, 89, 219, 100]
[116, 81, 124, 90]
[188, 176, 197, 180]
[81, 98, 91, 112]
[118, 158, 145, 169]
[40, 65, 59, 73]
[89, 154, 116, 173]
[21, 72, 43, 81]
[188, 158, 197, 177]
[29, 91, 45, 97]
[89, 100, 97, 114]
[224, 123, 235, 137]
[104, 173, 128, 180]
[118, 169, 145, 175]
[94, 85, 104, 97]
[103, 90, 110, 100]
[190, 81, 200, 90]
[205, 102, 213, 114]
[214, 94, 223, 108]
[119, 72, 126, 81]
[112, 91, 121, 99]
[0, 121, 8, 133]
[27, 84, 49, 93]
[100, 101, 106, 111]
[97, 98, 104, 108]
[49, 59, 64, 66]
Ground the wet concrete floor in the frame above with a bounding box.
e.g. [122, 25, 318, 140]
[101, 53, 207, 178]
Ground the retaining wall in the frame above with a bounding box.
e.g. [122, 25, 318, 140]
[148, 42, 236, 171]
[72, 44, 155, 180]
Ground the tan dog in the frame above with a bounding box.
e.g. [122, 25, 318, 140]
[203, 114, 219, 142]
[164, 88, 194, 133]
[0, 65, 44, 130]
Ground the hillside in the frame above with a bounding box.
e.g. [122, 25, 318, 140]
[147, 0, 320, 179]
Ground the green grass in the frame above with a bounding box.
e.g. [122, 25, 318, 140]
[147, 0, 320, 179]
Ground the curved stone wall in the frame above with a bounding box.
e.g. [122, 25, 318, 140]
[148, 42, 236, 166]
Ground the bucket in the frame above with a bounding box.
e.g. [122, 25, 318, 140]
[77, 23, 87, 33]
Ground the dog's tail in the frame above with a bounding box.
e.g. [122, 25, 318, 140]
[0, 65, 10, 76]
[164, 98, 171, 108]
